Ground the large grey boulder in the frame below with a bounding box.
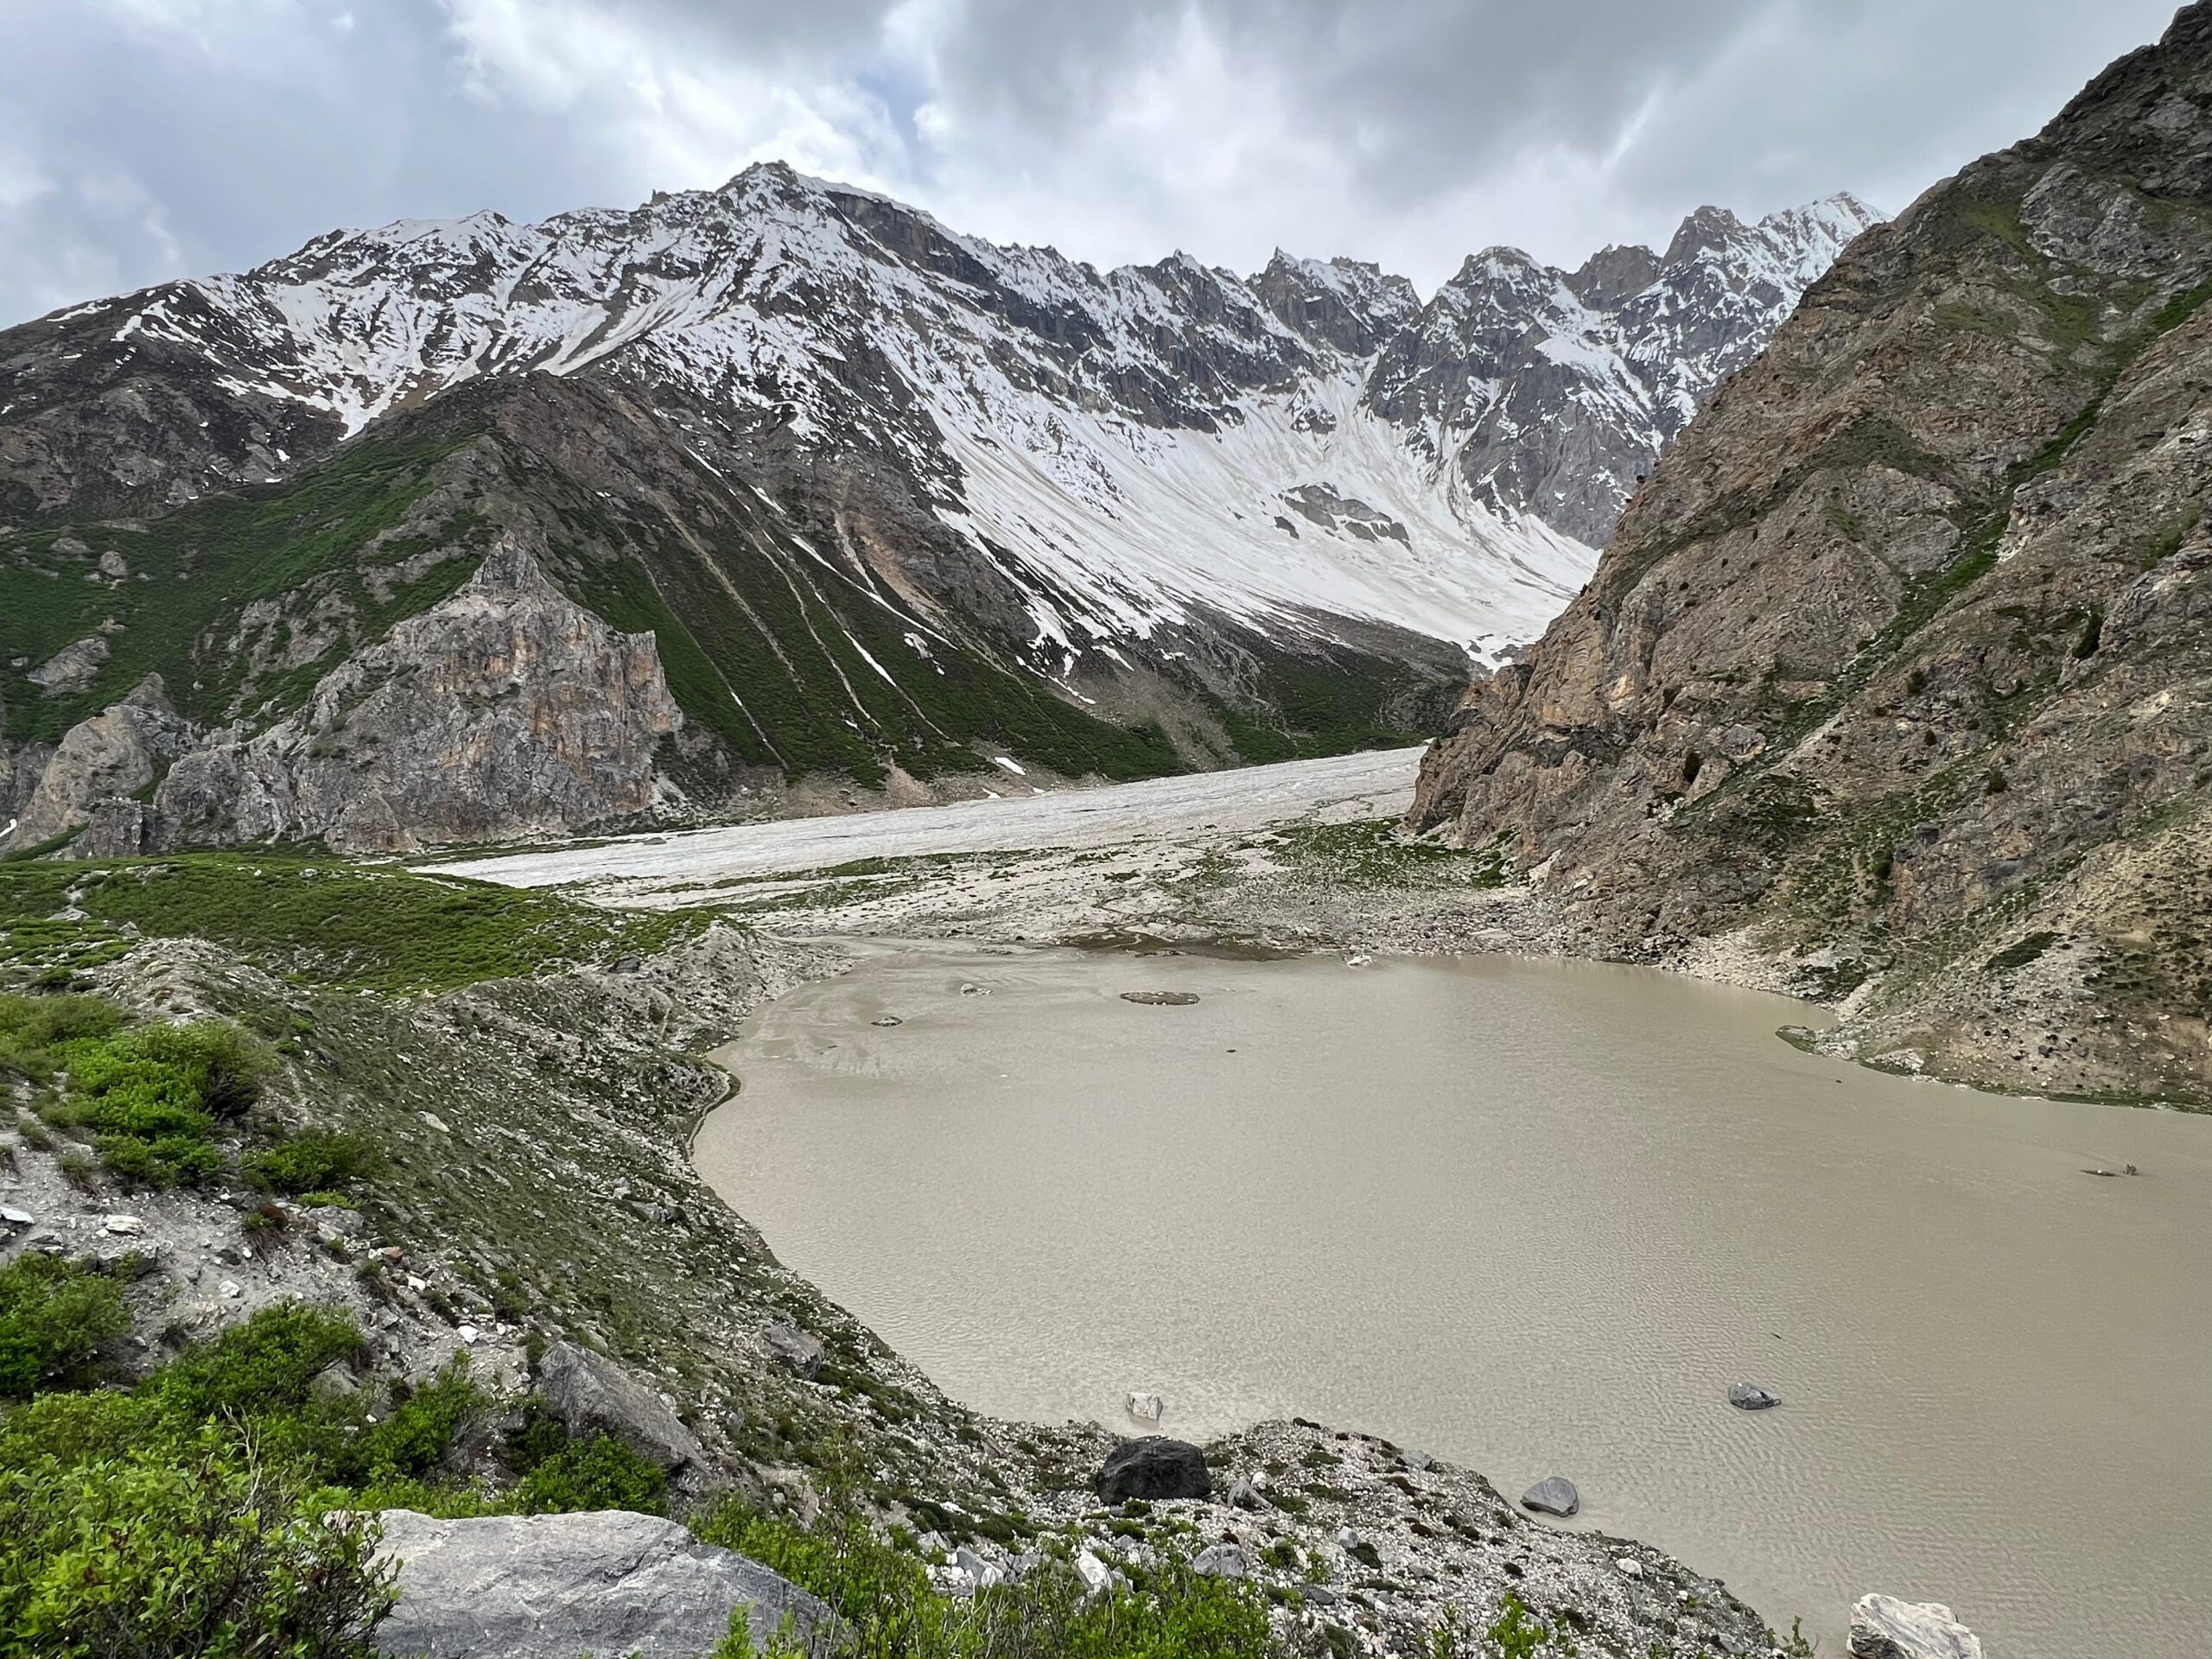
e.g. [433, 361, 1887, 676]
[1519, 1476, 1580, 1516]
[372, 1509, 829, 1658]
[535, 1340, 704, 1472]
[764, 1321, 826, 1379]
[1848, 1595, 1983, 1659]
[1096, 1436, 1211, 1503]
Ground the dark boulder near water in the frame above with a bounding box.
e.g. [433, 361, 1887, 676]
[1096, 1436, 1212, 1502]
[1520, 1476, 1580, 1516]
[1729, 1382, 1782, 1410]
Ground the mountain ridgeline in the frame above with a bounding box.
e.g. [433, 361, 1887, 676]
[1409, 0, 2212, 1104]
[0, 174, 1871, 853]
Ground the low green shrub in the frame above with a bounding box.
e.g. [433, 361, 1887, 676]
[245, 1131, 371, 1196]
[518, 1432, 669, 1516]
[0, 1427, 394, 1658]
[0, 1255, 130, 1399]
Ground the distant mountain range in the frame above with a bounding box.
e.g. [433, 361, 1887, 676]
[0, 170, 1874, 851]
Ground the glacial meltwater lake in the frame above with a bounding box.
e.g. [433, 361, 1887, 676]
[695, 945, 2211, 1658]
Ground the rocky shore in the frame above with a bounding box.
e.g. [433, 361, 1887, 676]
[0, 863, 1814, 1657]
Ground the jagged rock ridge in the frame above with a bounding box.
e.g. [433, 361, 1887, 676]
[1409, 1, 2212, 1105]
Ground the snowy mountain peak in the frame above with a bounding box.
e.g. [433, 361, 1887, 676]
[3, 171, 1879, 667]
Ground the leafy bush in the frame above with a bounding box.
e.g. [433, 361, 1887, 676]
[518, 1432, 669, 1516]
[245, 1132, 370, 1197]
[0, 1255, 130, 1398]
[145, 1302, 366, 1427]
[15, 1006, 276, 1190]
[0, 1427, 394, 1658]
[693, 1496, 1273, 1659]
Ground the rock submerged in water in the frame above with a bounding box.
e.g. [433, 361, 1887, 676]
[1728, 1382, 1782, 1410]
[1848, 1594, 1983, 1659]
[1096, 1436, 1212, 1503]
[371, 1508, 829, 1658]
[1120, 990, 1199, 1006]
[1520, 1476, 1580, 1516]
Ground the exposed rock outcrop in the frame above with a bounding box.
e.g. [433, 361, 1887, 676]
[371, 1509, 830, 1659]
[8, 675, 189, 853]
[150, 537, 678, 853]
[1409, 2, 2212, 1103]
[534, 1340, 708, 1474]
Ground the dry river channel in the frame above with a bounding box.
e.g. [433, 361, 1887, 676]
[696, 941, 2209, 1659]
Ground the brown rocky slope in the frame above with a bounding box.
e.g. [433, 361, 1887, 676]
[1408, 3, 2212, 1105]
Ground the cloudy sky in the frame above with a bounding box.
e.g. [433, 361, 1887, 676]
[0, 0, 2183, 327]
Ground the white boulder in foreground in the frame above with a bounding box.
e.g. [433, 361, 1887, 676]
[372, 1508, 829, 1658]
[1849, 1594, 1983, 1659]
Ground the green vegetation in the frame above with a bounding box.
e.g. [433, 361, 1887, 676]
[695, 1493, 1274, 1659]
[516, 1432, 670, 1516]
[0, 1303, 485, 1659]
[0, 421, 483, 745]
[0, 1255, 130, 1399]
[0, 990, 272, 1189]
[0, 1428, 394, 1659]
[0, 853, 719, 993]
[1268, 820, 1512, 890]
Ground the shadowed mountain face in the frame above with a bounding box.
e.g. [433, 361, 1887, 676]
[0, 164, 1871, 853]
[1410, 2, 2212, 1104]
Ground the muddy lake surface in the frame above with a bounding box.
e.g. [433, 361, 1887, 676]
[696, 945, 2210, 1657]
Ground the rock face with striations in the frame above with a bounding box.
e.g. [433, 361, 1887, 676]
[371, 1508, 829, 1659]
[1408, 3, 2212, 1106]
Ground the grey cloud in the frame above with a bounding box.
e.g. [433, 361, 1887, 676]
[0, 0, 2189, 327]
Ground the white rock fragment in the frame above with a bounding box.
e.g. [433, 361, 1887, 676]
[102, 1213, 147, 1236]
[1125, 1390, 1164, 1421]
[1848, 1594, 1983, 1659]
[1073, 1551, 1110, 1596]
[219, 1280, 242, 1299]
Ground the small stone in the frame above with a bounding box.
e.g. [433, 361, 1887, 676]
[1120, 990, 1198, 1006]
[1728, 1382, 1782, 1410]
[1073, 1551, 1111, 1596]
[406, 1274, 429, 1294]
[1520, 1476, 1579, 1516]
[101, 1213, 146, 1236]
[1226, 1477, 1263, 1510]
[1848, 1594, 1983, 1659]
[1192, 1543, 1248, 1580]
[1125, 1390, 1164, 1421]
[0, 1205, 33, 1227]
[457, 1324, 481, 1345]
[952, 1546, 1003, 1589]
[219, 1280, 242, 1300]
[1616, 1557, 1643, 1578]
[959, 983, 988, 997]
[871, 1016, 903, 1027]
[1402, 1448, 1433, 1471]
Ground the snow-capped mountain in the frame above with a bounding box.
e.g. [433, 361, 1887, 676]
[0, 168, 1875, 851]
[3, 167, 1876, 662]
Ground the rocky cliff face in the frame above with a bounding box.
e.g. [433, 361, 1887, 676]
[152, 537, 680, 854]
[1409, 3, 2212, 1104]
